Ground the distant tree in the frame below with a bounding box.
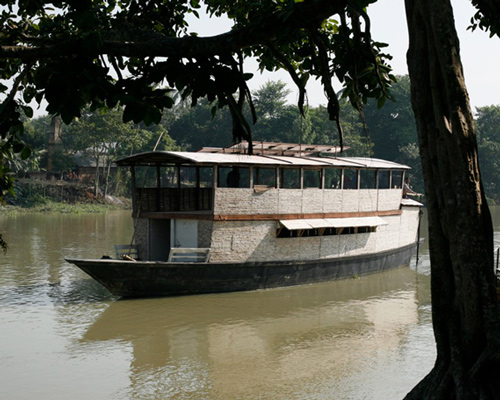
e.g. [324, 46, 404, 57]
[253, 81, 291, 119]
[398, 142, 423, 193]
[308, 103, 373, 156]
[4, 115, 48, 175]
[364, 75, 417, 162]
[23, 115, 51, 151]
[475, 105, 500, 202]
[168, 99, 234, 150]
[252, 81, 300, 143]
[64, 107, 155, 197]
[476, 105, 500, 143]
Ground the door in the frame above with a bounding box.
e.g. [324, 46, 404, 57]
[149, 219, 171, 261]
[171, 219, 198, 248]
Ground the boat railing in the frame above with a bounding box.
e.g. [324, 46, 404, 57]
[135, 187, 213, 213]
[167, 248, 211, 263]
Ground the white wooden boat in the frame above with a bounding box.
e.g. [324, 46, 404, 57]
[66, 142, 422, 297]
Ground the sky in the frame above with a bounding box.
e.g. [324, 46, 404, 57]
[191, 0, 500, 111]
[367, 0, 500, 111]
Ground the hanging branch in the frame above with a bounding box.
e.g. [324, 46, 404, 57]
[348, 3, 389, 99]
[267, 44, 308, 117]
[235, 51, 257, 126]
[226, 92, 253, 154]
[222, 51, 256, 154]
[343, 9, 366, 129]
[307, 28, 344, 150]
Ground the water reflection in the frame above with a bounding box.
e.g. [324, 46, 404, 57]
[81, 267, 432, 399]
[0, 209, 440, 400]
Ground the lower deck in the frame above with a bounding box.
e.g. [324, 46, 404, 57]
[132, 206, 421, 265]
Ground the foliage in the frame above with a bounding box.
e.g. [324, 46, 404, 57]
[64, 106, 163, 195]
[0, 0, 399, 203]
[167, 99, 233, 150]
[398, 142, 422, 193]
[362, 75, 417, 161]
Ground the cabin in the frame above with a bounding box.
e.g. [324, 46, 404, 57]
[116, 142, 421, 264]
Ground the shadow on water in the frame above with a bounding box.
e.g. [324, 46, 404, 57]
[0, 279, 116, 307]
[83, 265, 422, 341]
[76, 264, 434, 400]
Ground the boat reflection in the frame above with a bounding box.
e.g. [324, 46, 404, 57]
[81, 266, 431, 399]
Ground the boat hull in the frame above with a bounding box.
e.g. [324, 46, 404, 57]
[66, 243, 417, 298]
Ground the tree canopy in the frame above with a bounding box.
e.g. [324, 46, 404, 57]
[0, 0, 398, 199]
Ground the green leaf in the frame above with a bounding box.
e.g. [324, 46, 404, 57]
[21, 105, 34, 118]
[20, 146, 31, 160]
[377, 96, 386, 109]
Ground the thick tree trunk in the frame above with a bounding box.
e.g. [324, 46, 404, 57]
[404, 0, 500, 398]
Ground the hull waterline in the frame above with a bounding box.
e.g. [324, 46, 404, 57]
[66, 242, 417, 298]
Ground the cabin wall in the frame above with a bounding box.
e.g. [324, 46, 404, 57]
[132, 191, 418, 263]
[213, 188, 403, 216]
[133, 217, 214, 260]
[208, 207, 421, 263]
[198, 220, 214, 248]
[134, 218, 149, 260]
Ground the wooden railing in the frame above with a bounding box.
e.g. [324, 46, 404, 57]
[167, 248, 211, 263]
[134, 187, 213, 213]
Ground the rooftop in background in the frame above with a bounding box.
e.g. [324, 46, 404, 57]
[197, 141, 346, 157]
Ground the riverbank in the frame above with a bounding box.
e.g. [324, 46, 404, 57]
[3, 178, 131, 214]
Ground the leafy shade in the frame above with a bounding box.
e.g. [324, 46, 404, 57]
[0, 0, 397, 198]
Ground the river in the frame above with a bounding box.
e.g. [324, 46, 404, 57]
[1, 208, 499, 399]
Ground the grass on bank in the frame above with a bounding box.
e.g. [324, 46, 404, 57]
[3, 194, 131, 214]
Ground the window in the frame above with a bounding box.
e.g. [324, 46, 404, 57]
[134, 166, 158, 188]
[392, 170, 403, 189]
[218, 166, 250, 188]
[253, 167, 276, 187]
[304, 169, 321, 188]
[325, 168, 342, 189]
[179, 166, 214, 188]
[377, 170, 390, 189]
[357, 226, 376, 234]
[160, 166, 178, 188]
[199, 167, 214, 188]
[277, 225, 377, 238]
[280, 168, 301, 189]
[180, 166, 196, 188]
[360, 170, 376, 189]
[277, 226, 300, 238]
[343, 169, 358, 189]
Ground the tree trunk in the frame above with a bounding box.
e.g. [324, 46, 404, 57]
[104, 158, 112, 198]
[404, 0, 500, 398]
[94, 151, 100, 198]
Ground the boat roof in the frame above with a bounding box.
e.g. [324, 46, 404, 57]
[197, 141, 344, 156]
[117, 143, 410, 170]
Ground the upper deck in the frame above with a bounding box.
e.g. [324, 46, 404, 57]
[117, 142, 411, 218]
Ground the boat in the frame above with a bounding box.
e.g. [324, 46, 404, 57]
[66, 141, 423, 298]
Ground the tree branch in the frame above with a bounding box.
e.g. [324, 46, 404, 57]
[0, 0, 348, 60]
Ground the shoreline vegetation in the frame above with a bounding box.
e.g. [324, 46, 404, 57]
[1, 178, 131, 214]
